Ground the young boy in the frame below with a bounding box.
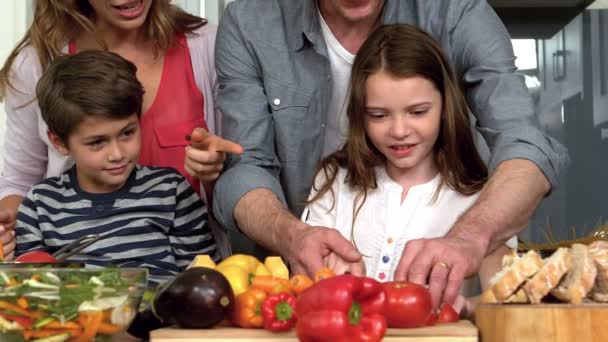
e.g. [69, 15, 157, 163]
[14, 51, 217, 285]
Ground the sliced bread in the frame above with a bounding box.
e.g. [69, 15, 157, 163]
[487, 250, 544, 302]
[551, 243, 597, 304]
[588, 240, 608, 302]
[523, 247, 572, 304]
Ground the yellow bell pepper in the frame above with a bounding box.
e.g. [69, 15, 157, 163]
[215, 264, 251, 296]
[214, 254, 272, 296]
[188, 254, 217, 269]
[264, 256, 289, 279]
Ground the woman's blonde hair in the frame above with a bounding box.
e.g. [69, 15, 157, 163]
[0, 0, 206, 99]
[308, 24, 488, 248]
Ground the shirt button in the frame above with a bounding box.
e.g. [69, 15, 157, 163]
[387, 237, 394, 244]
[96, 205, 104, 212]
[382, 255, 390, 263]
[378, 272, 386, 280]
[273, 98, 281, 106]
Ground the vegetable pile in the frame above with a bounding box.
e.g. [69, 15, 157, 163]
[0, 267, 146, 342]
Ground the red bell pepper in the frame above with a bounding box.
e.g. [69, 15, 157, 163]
[261, 292, 297, 332]
[295, 274, 387, 342]
[0, 312, 34, 328]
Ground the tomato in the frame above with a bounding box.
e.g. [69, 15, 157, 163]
[15, 251, 57, 263]
[382, 281, 433, 328]
[425, 310, 438, 326]
[437, 303, 459, 323]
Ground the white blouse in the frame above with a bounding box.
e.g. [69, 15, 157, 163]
[302, 166, 517, 295]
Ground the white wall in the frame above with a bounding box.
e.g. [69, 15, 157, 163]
[0, 1, 31, 172]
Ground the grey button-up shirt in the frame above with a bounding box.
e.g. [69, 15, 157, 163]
[213, 0, 569, 234]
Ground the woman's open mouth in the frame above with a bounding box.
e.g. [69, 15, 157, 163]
[112, 0, 145, 19]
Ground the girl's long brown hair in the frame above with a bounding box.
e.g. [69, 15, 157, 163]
[308, 24, 488, 239]
[0, 0, 206, 99]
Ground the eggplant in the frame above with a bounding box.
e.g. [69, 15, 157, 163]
[153, 267, 234, 329]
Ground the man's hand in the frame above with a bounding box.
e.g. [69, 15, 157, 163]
[284, 224, 362, 278]
[184, 127, 244, 182]
[394, 235, 486, 308]
[324, 250, 366, 276]
[0, 209, 16, 260]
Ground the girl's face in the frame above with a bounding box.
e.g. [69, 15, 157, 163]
[364, 70, 442, 182]
[50, 113, 141, 194]
[87, 0, 153, 32]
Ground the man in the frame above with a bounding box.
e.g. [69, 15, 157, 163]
[208, 0, 568, 308]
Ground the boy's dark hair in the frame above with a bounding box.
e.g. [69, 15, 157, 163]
[36, 50, 144, 142]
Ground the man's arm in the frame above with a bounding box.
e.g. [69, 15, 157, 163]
[212, 1, 285, 234]
[234, 188, 360, 276]
[395, 0, 569, 307]
[448, 159, 549, 255]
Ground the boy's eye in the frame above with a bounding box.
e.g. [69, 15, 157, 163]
[123, 129, 135, 136]
[87, 139, 104, 147]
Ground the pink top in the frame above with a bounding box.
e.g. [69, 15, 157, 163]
[0, 25, 220, 199]
[69, 33, 208, 194]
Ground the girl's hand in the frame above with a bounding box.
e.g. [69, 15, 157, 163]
[323, 251, 366, 277]
[184, 128, 243, 182]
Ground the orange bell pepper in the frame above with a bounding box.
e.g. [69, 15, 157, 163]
[314, 267, 336, 282]
[290, 274, 314, 295]
[232, 288, 268, 328]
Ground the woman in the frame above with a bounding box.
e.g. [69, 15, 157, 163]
[0, 0, 234, 259]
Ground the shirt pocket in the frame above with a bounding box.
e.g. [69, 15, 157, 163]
[264, 79, 312, 162]
[155, 118, 205, 148]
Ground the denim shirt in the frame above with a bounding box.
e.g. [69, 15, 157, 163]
[213, 0, 570, 234]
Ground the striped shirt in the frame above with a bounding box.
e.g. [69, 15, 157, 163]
[15, 165, 217, 285]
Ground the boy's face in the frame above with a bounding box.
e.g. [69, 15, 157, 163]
[49, 113, 141, 193]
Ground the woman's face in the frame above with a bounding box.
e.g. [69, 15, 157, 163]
[87, 0, 153, 32]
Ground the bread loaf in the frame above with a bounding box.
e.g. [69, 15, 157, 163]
[523, 247, 571, 304]
[588, 240, 608, 302]
[487, 250, 543, 302]
[551, 243, 597, 304]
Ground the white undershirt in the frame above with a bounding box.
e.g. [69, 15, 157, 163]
[318, 11, 355, 157]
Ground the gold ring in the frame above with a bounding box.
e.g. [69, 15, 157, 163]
[437, 261, 449, 269]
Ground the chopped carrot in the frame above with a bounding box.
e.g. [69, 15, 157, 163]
[0, 240, 4, 260]
[16, 297, 28, 310]
[23, 328, 81, 340]
[250, 275, 293, 295]
[0, 300, 39, 318]
[44, 320, 81, 330]
[97, 321, 124, 335]
[75, 311, 103, 342]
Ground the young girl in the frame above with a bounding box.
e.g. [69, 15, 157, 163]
[302, 24, 517, 314]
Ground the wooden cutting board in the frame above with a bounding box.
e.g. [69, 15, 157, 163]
[476, 303, 608, 342]
[151, 321, 477, 341]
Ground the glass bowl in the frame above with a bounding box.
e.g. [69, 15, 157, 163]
[0, 267, 147, 341]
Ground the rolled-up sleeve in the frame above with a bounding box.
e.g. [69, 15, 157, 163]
[212, 2, 286, 232]
[450, 0, 569, 187]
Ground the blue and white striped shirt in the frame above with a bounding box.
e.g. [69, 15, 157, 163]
[15, 165, 217, 285]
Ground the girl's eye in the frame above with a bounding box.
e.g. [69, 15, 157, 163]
[411, 108, 430, 116]
[123, 129, 135, 137]
[367, 112, 387, 119]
